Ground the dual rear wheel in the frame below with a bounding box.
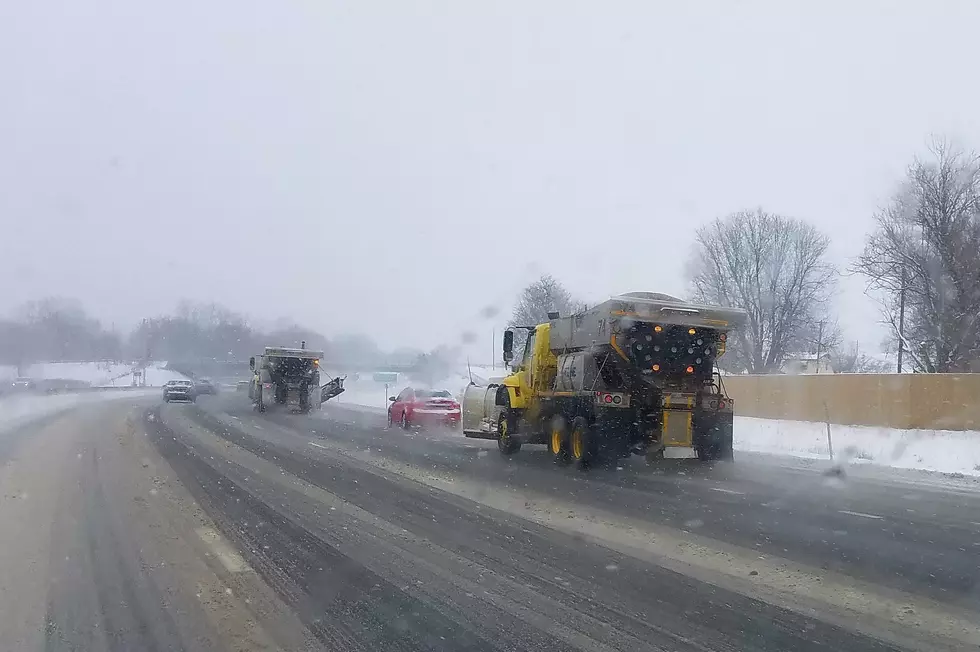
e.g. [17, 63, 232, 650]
[549, 416, 593, 468]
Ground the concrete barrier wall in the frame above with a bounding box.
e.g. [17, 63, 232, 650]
[724, 374, 980, 431]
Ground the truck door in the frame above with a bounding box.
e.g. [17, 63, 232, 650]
[520, 331, 536, 398]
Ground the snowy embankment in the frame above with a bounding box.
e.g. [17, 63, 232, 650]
[327, 367, 494, 413]
[0, 389, 155, 434]
[329, 368, 980, 477]
[0, 361, 190, 388]
[736, 417, 980, 477]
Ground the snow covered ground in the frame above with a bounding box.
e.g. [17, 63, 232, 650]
[0, 361, 189, 388]
[329, 368, 980, 478]
[735, 417, 980, 477]
[0, 389, 155, 434]
[329, 368, 486, 412]
[100, 364, 190, 388]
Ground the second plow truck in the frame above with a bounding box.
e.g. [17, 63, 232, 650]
[248, 344, 346, 413]
[462, 292, 747, 467]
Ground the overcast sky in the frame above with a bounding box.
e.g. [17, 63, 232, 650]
[3, 1, 979, 361]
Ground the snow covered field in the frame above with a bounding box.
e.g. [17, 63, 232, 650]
[0, 361, 190, 387]
[99, 364, 190, 388]
[330, 370, 980, 478]
[0, 389, 155, 434]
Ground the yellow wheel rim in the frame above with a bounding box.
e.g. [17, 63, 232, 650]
[551, 429, 562, 454]
[572, 429, 584, 459]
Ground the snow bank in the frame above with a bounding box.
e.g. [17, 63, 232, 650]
[100, 364, 190, 388]
[329, 367, 483, 412]
[736, 416, 980, 476]
[0, 361, 183, 387]
[0, 389, 155, 434]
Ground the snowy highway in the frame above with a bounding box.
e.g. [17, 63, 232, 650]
[2, 393, 980, 651]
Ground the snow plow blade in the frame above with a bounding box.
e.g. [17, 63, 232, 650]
[320, 377, 345, 403]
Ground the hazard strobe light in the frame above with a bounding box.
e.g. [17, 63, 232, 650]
[654, 325, 663, 333]
[685, 366, 694, 373]
[652, 364, 660, 371]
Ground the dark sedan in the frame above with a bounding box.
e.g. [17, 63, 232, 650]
[194, 378, 218, 395]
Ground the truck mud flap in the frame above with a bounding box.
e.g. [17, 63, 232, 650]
[320, 377, 345, 403]
[692, 410, 733, 448]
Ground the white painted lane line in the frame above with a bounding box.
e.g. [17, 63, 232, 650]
[195, 527, 248, 573]
[710, 487, 745, 495]
[310, 442, 327, 449]
[839, 510, 884, 520]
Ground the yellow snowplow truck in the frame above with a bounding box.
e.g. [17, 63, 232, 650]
[462, 292, 746, 467]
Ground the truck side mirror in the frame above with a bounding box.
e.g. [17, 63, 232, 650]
[249, 356, 255, 370]
[389, 396, 396, 401]
[502, 330, 514, 364]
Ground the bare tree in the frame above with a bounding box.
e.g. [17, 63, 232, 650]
[830, 341, 890, 374]
[852, 139, 980, 372]
[509, 275, 584, 356]
[687, 209, 837, 373]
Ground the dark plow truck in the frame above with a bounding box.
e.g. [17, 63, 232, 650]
[249, 345, 345, 414]
[461, 292, 747, 468]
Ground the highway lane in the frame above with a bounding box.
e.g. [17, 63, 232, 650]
[3, 392, 979, 650]
[262, 401, 980, 613]
[169, 393, 980, 650]
[0, 397, 316, 652]
[158, 397, 907, 651]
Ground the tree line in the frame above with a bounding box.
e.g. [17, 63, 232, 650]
[511, 138, 980, 374]
[0, 298, 369, 374]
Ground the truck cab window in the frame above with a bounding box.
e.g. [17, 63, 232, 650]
[521, 332, 536, 367]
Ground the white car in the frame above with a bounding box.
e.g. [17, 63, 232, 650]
[162, 379, 196, 403]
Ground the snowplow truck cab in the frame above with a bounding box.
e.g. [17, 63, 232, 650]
[486, 292, 746, 466]
[249, 346, 328, 413]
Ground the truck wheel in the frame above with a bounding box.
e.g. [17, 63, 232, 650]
[549, 416, 570, 464]
[497, 409, 521, 455]
[570, 416, 594, 468]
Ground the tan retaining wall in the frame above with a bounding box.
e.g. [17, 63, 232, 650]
[724, 374, 980, 431]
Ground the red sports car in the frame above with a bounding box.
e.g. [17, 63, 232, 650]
[388, 388, 461, 429]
